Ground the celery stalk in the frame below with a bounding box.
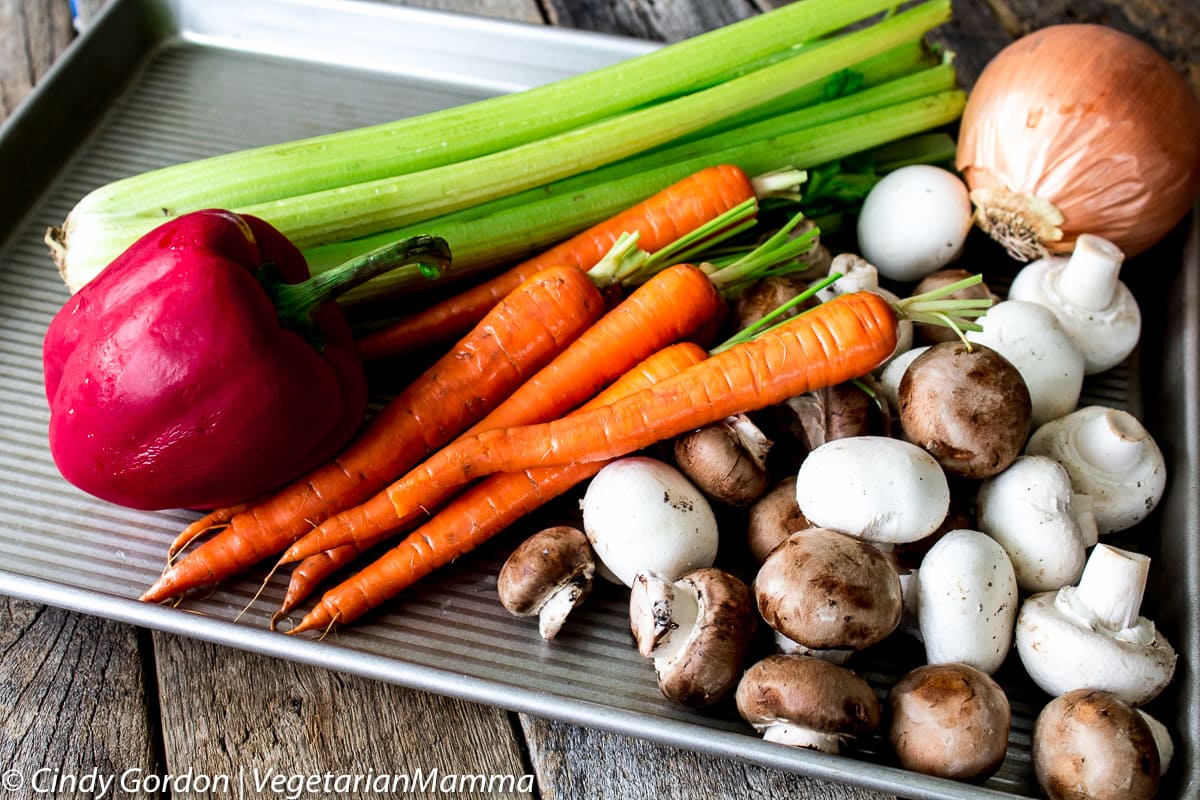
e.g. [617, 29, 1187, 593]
[330, 88, 966, 304]
[243, 1, 951, 247]
[304, 62, 959, 286]
[53, 0, 904, 235]
[51, 0, 952, 291]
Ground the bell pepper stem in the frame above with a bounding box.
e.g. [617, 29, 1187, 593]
[260, 234, 451, 347]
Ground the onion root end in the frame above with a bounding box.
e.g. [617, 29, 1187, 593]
[969, 186, 1065, 262]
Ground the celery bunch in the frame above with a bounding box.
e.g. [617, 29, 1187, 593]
[48, 0, 960, 298]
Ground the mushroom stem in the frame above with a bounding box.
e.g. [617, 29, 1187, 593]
[758, 723, 846, 753]
[630, 571, 699, 661]
[1068, 544, 1150, 631]
[726, 414, 773, 472]
[1056, 234, 1125, 311]
[1072, 408, 1150, 475]
[537, 583, 586, 640]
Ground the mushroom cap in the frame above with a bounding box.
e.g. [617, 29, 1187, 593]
[746, 476, 813, 564]
[581, 457, 719, 587]
[736, 654, 881, 741]
[1026, 406, 1167, 534]
[967, 300, 1085, 427]
[1033, 689, 1160, 800]
[897, 341, 1032, 480]
[1014, 591, 1176, 706]
[795, 436, 951, 544]
[915, 530, 1018, 675]
[977, 455, 1089, 593]
[856, 165, 973, 282]
[674, 415, 771, 507]
[634, 567, 756, 708]
[754, 527, 902, 651]
[887, 662, 1011, 781]
[497, 526, 594, 616]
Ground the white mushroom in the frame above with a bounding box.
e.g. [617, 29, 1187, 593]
[916, 529, 1018, 675]
[876, 345, 928, 414]
[976, 455, 1097, 593]
[1026, 406, 1167, 535]
[1015, 544, 1177, 707]
[580, 457, 719, 587]
[735, 654, 881, 753]
[795, 436, 950, 546]
[1033, 689, 1161, 800]
[967, 299, 1085, 426]
[629, 568, 755, 708]
[855, 164, 974, 282]
[1008, 234, 1141, 374]
[496, 526, 595, 640]
[887, 663, 1012, 782]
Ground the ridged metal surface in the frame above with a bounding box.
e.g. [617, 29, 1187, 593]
[0, 2, 1194, 799]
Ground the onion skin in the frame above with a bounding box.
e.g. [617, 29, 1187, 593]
[957, 24, 1200, 261]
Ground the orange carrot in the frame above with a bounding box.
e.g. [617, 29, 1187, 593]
[355, 164, 756, 361]
[347, 290, 901, 532]
[273, 537, 387, 624]
[288, 341, 709, 633]
[277, 262, 725, 566]
[141, 264, 606, 603]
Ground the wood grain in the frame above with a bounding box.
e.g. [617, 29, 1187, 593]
[154, 634, 534, 799]
[0, 599, 158, 799]
[0, 0, 76, 117]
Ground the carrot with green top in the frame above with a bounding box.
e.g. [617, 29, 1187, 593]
[355, 164, 762, 361]
[309, 283, 993, 542]
[277, 260, 727, 567]
[287, 341, 709, 633]
[141, 264, 606, 603]
[277, 213, 825, 567]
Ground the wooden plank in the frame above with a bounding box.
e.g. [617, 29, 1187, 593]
[541, 0, 759, 41]
[154, 634, 534, 799]
[0, 0, 77, 117]
[0, 599, 158, 799]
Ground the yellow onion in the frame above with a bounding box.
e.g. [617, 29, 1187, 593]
[957, 24, 1200, 261]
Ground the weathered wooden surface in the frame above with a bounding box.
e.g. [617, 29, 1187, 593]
[2, 0, 1197, 799]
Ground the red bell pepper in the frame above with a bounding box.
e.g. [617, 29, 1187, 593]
[42, 209, 449, 511]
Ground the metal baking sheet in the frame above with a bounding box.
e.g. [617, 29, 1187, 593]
[0, 1, 1195, 798]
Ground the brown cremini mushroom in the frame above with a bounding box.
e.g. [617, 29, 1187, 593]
[897, 341, 1032, 480]
[629, 568, 756, 707]
[735, 654, 881, 752]
[745, 476, 813, 564]
[1033, 689, 1161, 800]
[674, 414, 772, 506]
[496, 526, 595, 640]
[887, 662, 1011, 781]
[754, 527, 902, 658]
